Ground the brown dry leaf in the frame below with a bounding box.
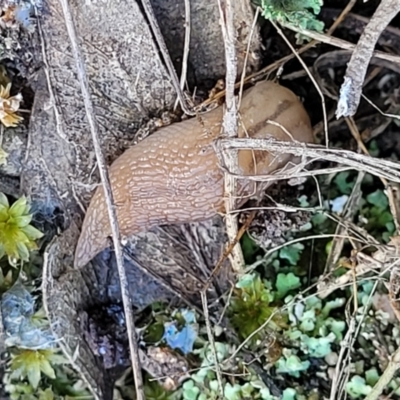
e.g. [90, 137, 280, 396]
[0, 83, 23, 127]
[1, 5, 17, 26]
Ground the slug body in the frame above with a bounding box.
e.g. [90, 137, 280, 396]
[75, 81, 313, 268]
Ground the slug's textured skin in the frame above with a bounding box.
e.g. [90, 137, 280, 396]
[74, 81, 313, 268]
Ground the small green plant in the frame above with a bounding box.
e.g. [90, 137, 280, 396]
[8, 349, 66, 390]
[144, 378, 175, 400]
[260, 0, 324, 32]
[359, 189, 395, 242]
[0, 193, 43, 265]
[345, 376, 372, 399]
[275, 349, 310, 377]
[229, 273, 287, 341]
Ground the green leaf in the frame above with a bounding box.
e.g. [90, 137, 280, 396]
[209, 380, 219, 392]
[299, 309, 316, 332]
[39, 388, 54, 400]
[368, 140, 380, 157]
[334, 171, 354, 194]
[298, 195, 309, 207]
[0, 192, 9, 207]
[224, 383, 242, 400]
[260, 387, 275, 400]
[275, 351, 310, 377]
[27, 362, 41, 389]
[16, 241, 30, 261]
[324, 317, 346, 341]
[21, 224, 44, 240]
[345, 376, 372, 398]
[14, 214, 33, 227]
[301, 333, 335, 357]
[241, 383, 254, 396]
[9, 196, 28, 217]
[39, 358, 56, 380]
[365, 368, 380, 386]
[230, 273, 284, 341]
[312, 212, 327, 226]
[260, 0, 324, 33]
[10, 349, 66, 391]
[275, 272, 301, 299]
[367, 190, 388, 210]
[281, 388, 297, 400]
[279, 243, 304, 265]
[322, 298, 346, 317]
[183, 380, 200, 400]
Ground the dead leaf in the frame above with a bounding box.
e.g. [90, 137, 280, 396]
[0, 83, 23, 127]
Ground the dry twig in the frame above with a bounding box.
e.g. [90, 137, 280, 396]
[336, 0, 400, 117]
[283, 24, 400, 65]
[58, 0, 144, 398]
[216, 139, 400, 184]
[199, 1, 242, 395]
[217, 0, 244, 272]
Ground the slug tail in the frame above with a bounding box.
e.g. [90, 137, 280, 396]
[74, 232, 109, 269]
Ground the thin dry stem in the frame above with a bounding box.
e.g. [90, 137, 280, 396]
[141, 0, 193, 116]
[58, 0, 144, 398]
[216, 138, 400, 184]
[362, 93, 400, 120]
[284, 24, 400, 65]
[201, 291, 224, 399]
[270, 20, 329, 147]
[238, 6, 260, 105]
[174, 0, 191, 111]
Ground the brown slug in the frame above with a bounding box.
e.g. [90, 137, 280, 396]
[74, 81, 313, 268]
